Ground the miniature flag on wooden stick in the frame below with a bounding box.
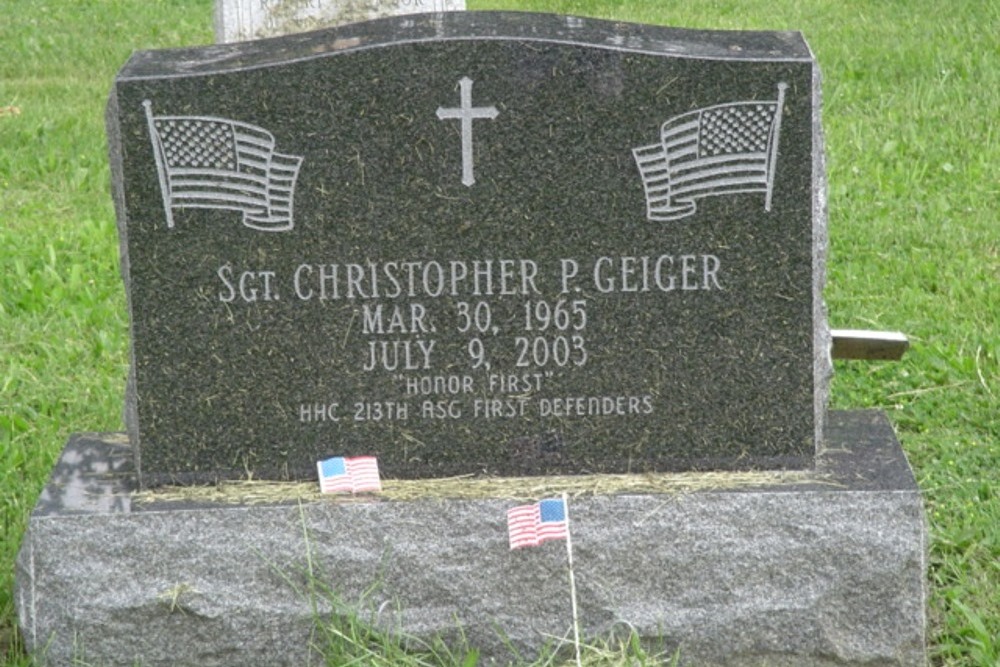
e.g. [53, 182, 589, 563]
[317, 456, 381, 494]
[506, 494, 582, 667]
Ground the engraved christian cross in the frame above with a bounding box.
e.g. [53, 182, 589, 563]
[436, 77, 498, 186]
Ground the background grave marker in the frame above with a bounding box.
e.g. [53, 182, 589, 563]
[215, 0, 465, 42]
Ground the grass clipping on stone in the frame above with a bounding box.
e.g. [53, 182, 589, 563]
[136, 468, 831, 507]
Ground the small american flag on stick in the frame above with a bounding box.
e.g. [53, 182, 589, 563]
[506, 494, 582, 666]
[507, 498, 569, 550]
[317, 456, 382, 494]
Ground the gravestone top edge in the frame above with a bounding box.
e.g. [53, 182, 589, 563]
[118, 11, 813, 80]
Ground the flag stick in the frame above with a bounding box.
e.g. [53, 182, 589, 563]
[563, 492, 582, 667]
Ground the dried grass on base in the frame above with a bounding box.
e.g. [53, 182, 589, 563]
[136, 468, 833, 507]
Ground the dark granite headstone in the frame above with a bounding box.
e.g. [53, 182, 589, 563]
[107, 12, 830, 485]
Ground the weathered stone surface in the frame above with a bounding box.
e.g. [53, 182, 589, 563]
[108, 12, 830, 485]
[16, 411, 926, 666]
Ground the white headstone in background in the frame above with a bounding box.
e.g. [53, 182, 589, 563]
[215, 0, 465, 42]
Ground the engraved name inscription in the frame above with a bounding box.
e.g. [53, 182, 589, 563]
[210, 252, 723, 427]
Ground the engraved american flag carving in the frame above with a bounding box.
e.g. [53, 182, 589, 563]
[633, 83, 787, 221]
[143, 100, 303, 231]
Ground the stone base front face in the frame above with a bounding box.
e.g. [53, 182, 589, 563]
[16, 411, 926, 667]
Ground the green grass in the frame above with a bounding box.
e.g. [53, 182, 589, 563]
[307, 590, 674, 667]
[2, 0, 998, 664]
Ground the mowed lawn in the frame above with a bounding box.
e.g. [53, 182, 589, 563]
[1, 0, 996, 665]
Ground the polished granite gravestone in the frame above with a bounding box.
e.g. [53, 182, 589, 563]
[107, 11, 830, 487]
[215, 0, 465, 43]
[16, 411, 927, 667]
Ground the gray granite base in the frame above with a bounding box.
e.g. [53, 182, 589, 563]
[16, 411, 926, 666]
